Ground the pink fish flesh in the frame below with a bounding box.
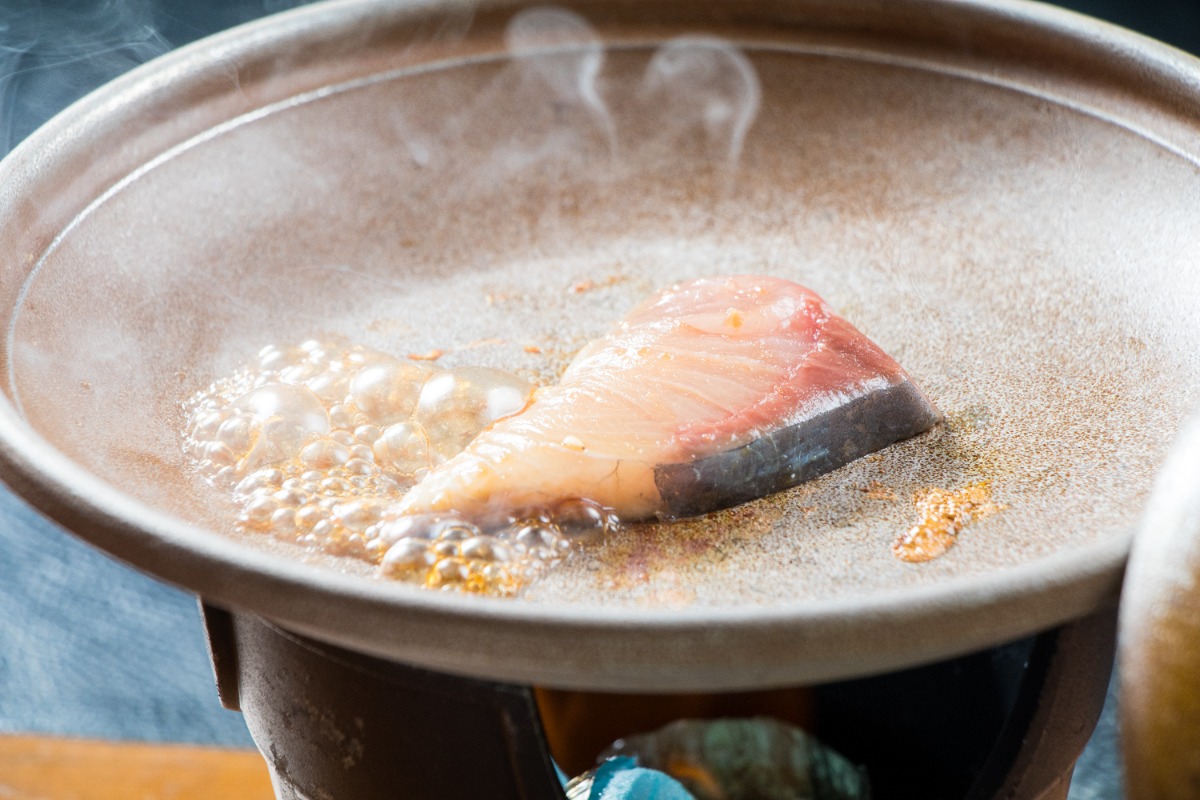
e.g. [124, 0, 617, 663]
[395, 275, 941, 521]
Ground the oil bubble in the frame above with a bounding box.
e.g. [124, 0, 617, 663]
[375, 421, 433, 475]
[349, 360, 433, 425]
[231, 383, 330, 472]
[380, 538, 435, 576]
[412, 367, 532, 459]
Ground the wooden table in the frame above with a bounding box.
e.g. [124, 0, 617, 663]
[0, 736, 272, 799]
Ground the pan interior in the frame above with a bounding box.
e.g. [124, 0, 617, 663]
[7, 26, 1200, 616]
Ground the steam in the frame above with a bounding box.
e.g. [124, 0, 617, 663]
[383, 2, 477, 169]
[491, 10, 763, 180]
[384, 6, 764, 204]
[0, 0, 167, 154]
[0, 1, 764, 185]
[505, 7, 617, 158]
[0, 0, 317, 157]
[640, 36, 761, 164]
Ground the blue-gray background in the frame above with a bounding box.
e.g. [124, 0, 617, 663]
[1, 0, 1196, 796]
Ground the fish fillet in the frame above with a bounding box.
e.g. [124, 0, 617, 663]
[395, 275, 940, 522]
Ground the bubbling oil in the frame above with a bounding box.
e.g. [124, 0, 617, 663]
[183, 338, 617, 596]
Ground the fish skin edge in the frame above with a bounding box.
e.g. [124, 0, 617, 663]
[653, 377, 942, 518]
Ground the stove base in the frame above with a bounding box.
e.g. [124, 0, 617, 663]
[201, 604, 1115, 800]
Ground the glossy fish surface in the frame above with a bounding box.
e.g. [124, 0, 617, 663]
[396, 275, 941, 522]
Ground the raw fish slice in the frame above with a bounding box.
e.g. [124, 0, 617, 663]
[395, 275, 940, 522]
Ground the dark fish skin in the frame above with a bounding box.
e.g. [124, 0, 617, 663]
[654, 378, 941, 518]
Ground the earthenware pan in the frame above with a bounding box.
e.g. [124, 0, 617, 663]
[1, 0, 1197, 690]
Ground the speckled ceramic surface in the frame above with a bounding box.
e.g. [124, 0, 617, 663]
[1, 0, 1198, 690]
